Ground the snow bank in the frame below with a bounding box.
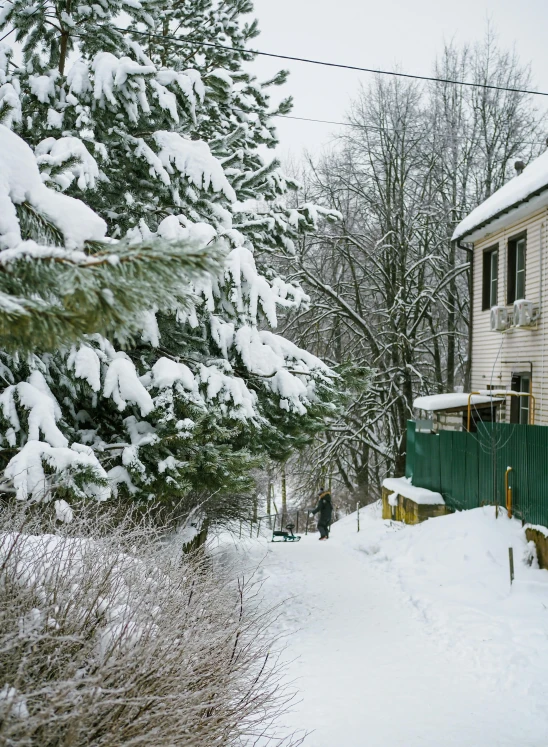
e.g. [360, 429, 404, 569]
[336, 505, 548, 724]
[231, 505, 548, 744]
[453, 149, 548, 241]
[414, 392, 501, 411]
[383, 477, 444, 505]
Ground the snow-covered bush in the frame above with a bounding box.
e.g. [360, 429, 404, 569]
[0, 504, 301, 746]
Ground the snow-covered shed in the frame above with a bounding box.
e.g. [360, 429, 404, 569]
[453, 146, 548, 426]
[413, 392, 504, 432]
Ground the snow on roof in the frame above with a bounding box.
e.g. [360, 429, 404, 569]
[452, 148, 548, 242]
[382, 477, 445, 506]
[413, 393, 503, 412]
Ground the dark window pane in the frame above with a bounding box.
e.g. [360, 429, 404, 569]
[516, 240, 526, 299]
[513, 375, 531, 425]
[508, 235, 526, 304]
[507, 242, 516, 303]
[490, 250, 498, 307]
[510, 374, 520, 423]
[482, 246, 498, 310]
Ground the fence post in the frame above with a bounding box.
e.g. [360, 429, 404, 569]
[296, 511, 300, 533]
[357, 502, 360, 532]
[509, 547, 515, 585]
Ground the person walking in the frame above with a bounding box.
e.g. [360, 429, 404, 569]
[310, 489, 333, 540]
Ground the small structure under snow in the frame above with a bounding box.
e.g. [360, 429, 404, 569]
[382, 477, 444, 506]
[381, 477, 447, 524]
[413, 392, 504, 432]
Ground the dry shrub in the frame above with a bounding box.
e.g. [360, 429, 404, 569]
[0, 504, 302, 746]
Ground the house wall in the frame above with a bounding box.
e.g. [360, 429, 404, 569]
[470, 206, 548, 424]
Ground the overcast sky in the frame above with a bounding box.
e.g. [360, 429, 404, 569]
[248, 0, 548, 160]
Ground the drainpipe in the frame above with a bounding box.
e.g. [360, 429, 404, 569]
[455, 239, 474, 391]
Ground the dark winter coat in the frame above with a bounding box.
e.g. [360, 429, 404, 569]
[312, 492, 333, 525]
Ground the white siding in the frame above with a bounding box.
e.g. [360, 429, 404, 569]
[470, 207, 548, 424]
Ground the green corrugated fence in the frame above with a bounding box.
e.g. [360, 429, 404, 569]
[405, 420, 548, 526]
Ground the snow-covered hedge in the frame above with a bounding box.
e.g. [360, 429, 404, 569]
[0, 505, 299, 746]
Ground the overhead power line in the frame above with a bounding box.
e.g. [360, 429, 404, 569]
[117, 26, 548, 98]
[274, 113, 546, 146]
[2, 15, 547, 97]
[0, 0, 50, 42]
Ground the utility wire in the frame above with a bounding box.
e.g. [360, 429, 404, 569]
[3, 14, 548, 97]
[0, 0, 51, 42]
[2, 16, 546, 142]
[117, 26, 548, 98]
[275, 113, 547, 146]
[2, 9, 548, 96]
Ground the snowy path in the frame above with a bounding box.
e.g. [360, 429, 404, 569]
[229, 508, 548, 746]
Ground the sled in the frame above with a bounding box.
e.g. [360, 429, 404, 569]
[271, 523, 301, 543]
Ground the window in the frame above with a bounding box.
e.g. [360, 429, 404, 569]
[510, 373, 531, 424]
[507, 234, 527, 304]
[482, 246, 498, 309]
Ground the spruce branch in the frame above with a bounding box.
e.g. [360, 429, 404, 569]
[0, 238, 224, 352]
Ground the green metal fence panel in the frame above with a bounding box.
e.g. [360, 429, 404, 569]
[487, 423, 516, 512]
[464, 433, 480, 510]
[505, 423, 528, 521]
[404, 420, 548, 528]
[437, 431, 478, 511]
[516, 425, 548, 526]
[477, 422, 497, 509]
[439, 430, 454, 502]
[414, 431, 441, 492]
[405, 420, 416, 481]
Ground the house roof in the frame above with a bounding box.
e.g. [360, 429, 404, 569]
[452, 148, 548, 243]
[413, 393, 504, 412]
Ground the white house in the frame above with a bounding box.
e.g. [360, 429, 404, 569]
[444, 147, 548, 427]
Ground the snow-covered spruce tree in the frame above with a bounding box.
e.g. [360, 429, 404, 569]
[0, 124, 221, 504]
[0, 0, 339, 520]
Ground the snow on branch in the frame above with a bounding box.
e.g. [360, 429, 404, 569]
[152, 131, 237, 201]
[0, 124, 106, 251]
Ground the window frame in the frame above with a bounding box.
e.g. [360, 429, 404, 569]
[510, 372, 531, 425]
[507, 232, 527, 305]
[481, 244, 499, 310]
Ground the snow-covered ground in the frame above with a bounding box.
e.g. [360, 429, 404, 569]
[220, 504, 548, 746]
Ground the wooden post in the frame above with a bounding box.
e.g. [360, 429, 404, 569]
[296, 511, 300, 533]
[239, 520, 242, 539]
[509, 547, 515, 585]
[305, 512, 309, 535]
[266, 479, 272, 527]
[357, 502, 360, 532]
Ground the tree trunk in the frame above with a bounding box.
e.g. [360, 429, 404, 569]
[281, 467, 287, 524]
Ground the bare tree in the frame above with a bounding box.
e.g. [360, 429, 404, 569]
[280, 32, 546, 504]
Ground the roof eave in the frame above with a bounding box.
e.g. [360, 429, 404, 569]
[453, 183, 548, 244]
